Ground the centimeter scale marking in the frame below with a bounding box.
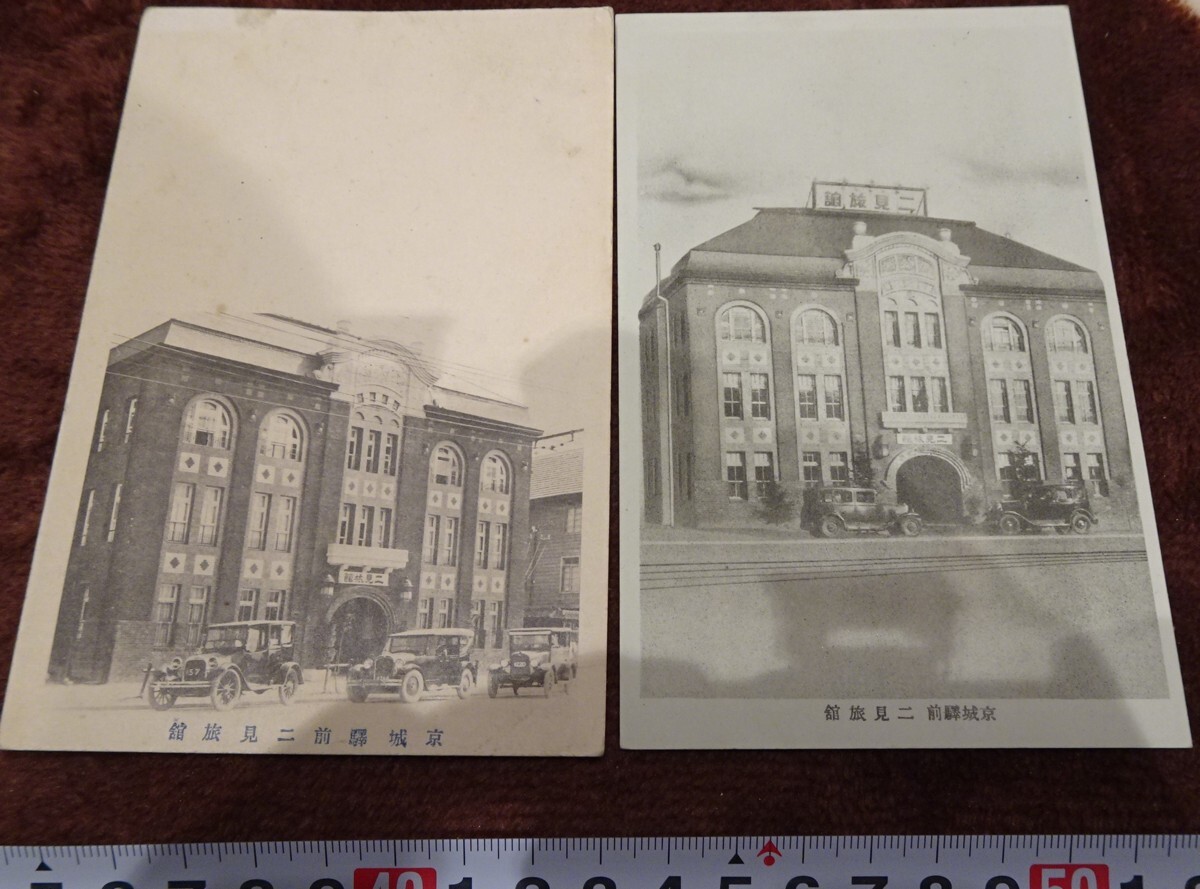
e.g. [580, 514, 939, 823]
[3, 836, 1199, 889]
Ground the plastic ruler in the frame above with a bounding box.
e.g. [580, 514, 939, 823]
[2, 837, 1198, 889]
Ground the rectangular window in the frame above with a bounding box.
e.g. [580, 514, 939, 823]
[561, 556, 581, 593]
[1054, 380, 1075, 423]
[440, 516, 459, 567]
[106, 483, 123, 543]
[263, 589, 287, 621]
[365, 429, 381, 474]
[196, 486, 222, 546]
[247, 492, 270, 549]
[829, 452, 850, 484]
[566, 505, 582, 533]
[166, 483, 195, 543]
[989, 379, 1010, 423]
[887, 376, 906, 413]
[437, 598, 451, 629]
[996, 452, 1015, 482]
[904, 312, 921, 348]
[884, 311, 901, 348]
[338, 503, 356, 546]
[1077, 380, 1098, 423]
[418, 597, 432, 629]
[1063, 452, 1082, 481]
[725, 452, 748, 500]
[1011, 379, 1034, 423]
[355, 505, 374, 547]
[802, 452, 823, 487]
[797, 374, 818, 420]
[931, 377, 950, 413]
[824, 375, 844, 420]
[378, 507, 394, 549]
[237, 588, 258, 622]
[274, 495, 296, 551]
[79, 489, 94, 544]
[471, 600, 485, 649]
[1087, 453, 1107, 481]
[722, 372, 743, 419]
[749, 373, 771, 419]
[383, 433, 399, 476]
[910, 377, 929, 413]
[96, 410, 109, 453]
[154, 583, 180, 647]
[475, 521, 491, 569]
[753, 452, 775, 498]
[489, 601, 504, 648]
[924, 313, 942, 349]
[75, 585, 91, 641]
[346, 426, 363, 471]
[185, 585, 209, 646]
[492, 522, 509, 570]
[423, 515, 440, 564]
[124, 398, 138, 442]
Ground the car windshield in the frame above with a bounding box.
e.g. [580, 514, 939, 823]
[202, 626, 259, 653]
[509, 632, 552, 652]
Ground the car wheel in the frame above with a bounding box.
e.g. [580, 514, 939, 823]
[819, 515, 845, 538]
[1070, 513, 1092, 534]
[398, 669, 424, 704]
[487, 674, 499, 699]
[278, 668, 299, 706]
[147, 680, 176, 711]
[542, 669, 556, 697]
[456, 668, 473, 700]
[998, 514, 1023, 535]
[899, 515, 922, 537]
[346, 683, 369, 703]
[210, 668, 242, 711]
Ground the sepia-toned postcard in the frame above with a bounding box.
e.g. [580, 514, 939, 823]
[618, 7, 1190, 748]
[0, 7, 612, 755]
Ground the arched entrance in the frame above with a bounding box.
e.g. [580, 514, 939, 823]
[325, 591, 393, 665]
[894, 453, 965, 524]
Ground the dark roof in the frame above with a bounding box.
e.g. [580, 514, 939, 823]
[530, 448, 583, 499]
[691, 208, 1091, 272]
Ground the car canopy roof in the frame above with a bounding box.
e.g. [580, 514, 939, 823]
[388, 628, 474, 638]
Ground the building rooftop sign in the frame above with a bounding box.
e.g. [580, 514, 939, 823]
[810, 180, 928, 216]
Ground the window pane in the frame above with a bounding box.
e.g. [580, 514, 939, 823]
[797, 374, 818, 420]
[561, 557, 581, 593]
[931, 377, 949, 413]
[365, 429, 381, 473]
[910, 377, 928, 413]
[750, 373, 771, 419]
[989, 379, 1010, 423]
[725, 452, 748, 500]
[346, 426, 363, 471]
[924, 313, 942, 349]
[423, 515, 440, 564]
[167, 483, 195, 543]
[1077, 381, 1098, 423]
[887, 377, 906, 413]
[824, 375, 844, 420]
[721, 307, 765, 343]
[904, 312, 921, 348]
[248, 492, 270, 549]
[802, 452, 822, 487]
[829, 452, 849, 484]
[723, 372, 744, 419]
[274, 495, 296, 551]
[1086, 453, 1106, 480]
[197, 486, 222, 546]
[338, 503, 356, 546]
[753, 451, 774, 498]
[491, 522, 508, 570]
[441, 516, 459, 567]
[475, 521, 491, 568]
[1054, 380, 1075, 423]
[433, 446, 461, 486]
[884, 311, 900, 348]
[1063, 452, 1082, 481]
[1011, 379, 1033, 423]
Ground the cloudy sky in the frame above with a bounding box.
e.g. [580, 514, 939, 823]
[78, 8, 611, 435]
[618, 8, 1112, 300]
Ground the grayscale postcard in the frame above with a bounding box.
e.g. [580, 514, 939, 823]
[617, 7, 1190, 748]
[0, 7, 613, 755]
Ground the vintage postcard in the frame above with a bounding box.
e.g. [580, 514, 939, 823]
[1, 7, 612, 755]
[618, 7, 1190, 747]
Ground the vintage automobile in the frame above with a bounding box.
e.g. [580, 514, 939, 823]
[345, 628, 477, 704]
[991, 482, 1097, 534]
[487, 627, 578, 698]
[145, 620, 302, 712]
[801, 485, 922, 538]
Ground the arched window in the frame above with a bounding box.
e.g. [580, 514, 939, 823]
[984, 316, 1026, 352]
[481, 452, 511, 495]
[1048, 318, 1089, 353]
[718, 306, 766, 343]
[432, 444, 463, 486]
[796, 309, 839, 346]
[183, 398, 233, 449]
[261, 412, 304, 461]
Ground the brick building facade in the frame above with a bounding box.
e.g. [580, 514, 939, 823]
[640, 181, 1138, 531]
[49, 314, 541, 682]
[526, 431, 583, 626]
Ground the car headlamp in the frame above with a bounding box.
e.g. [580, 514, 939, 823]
[208, 657, 219, 670]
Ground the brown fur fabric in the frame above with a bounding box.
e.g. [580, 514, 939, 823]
[1, 0, 1200, 844]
